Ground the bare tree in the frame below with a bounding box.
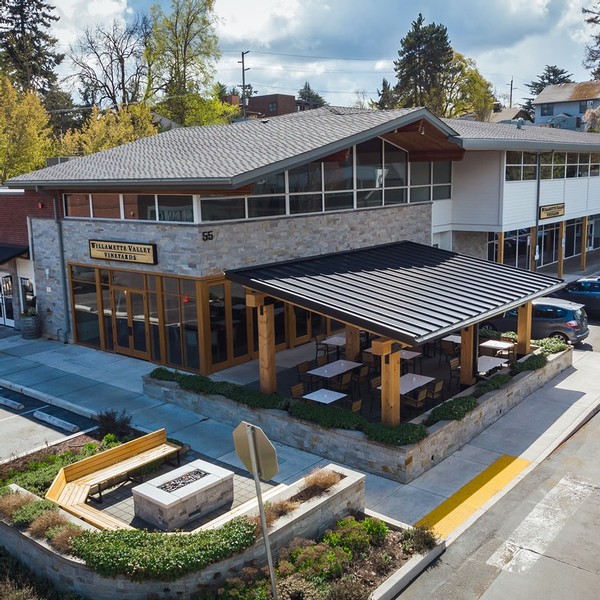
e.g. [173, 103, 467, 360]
[68, 15, 151, 108]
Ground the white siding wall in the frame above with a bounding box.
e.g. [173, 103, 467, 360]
[589, 178, 600, 212]
[502, 181, 537, 229]
[449, 151, 502, 229]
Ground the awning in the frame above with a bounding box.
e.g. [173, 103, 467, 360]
[0, 244, 28, 265]
[226, 241, 564, 346]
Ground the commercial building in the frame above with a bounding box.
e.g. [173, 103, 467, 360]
[4, 106, 600, 375]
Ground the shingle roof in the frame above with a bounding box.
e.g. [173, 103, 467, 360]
[532, 81, 600, 104]
[8, 106, 453, 190]
[445, 118, 600, 152]
[226, 241, 564, 345]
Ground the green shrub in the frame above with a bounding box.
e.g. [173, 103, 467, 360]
[288, 402, 364, 430]
[479, 327, 500, 339]
[323, 517, 371, 557]
[11, 499, 57, 529]
[326, 575, 370, 600]
[534, 337, 569, 356]
[428, 396, 478, 424]
[472, 373, 512, 398]
[510, 353, 548, 375]
[401, 524, 437, 554]
[289, 542, 352, 581]
[149, 367, 181, 381]
[70, 516, 257, 581]
[361, 516, 389, 546]
[499, 330, 518, 341]
[97, 408, 132, 439]
[362, 422, 428, 446]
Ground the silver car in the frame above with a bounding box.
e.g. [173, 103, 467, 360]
[480, 297, 589, 345]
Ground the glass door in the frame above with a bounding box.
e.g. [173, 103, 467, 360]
[111, 287, 150, 359]
[0, 274, 14, 327]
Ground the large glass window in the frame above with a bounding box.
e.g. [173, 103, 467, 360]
[289, 162, 322, 193]
[248, 196, 286, 218]
[323, 149, 353, 191]
[251, 173, 285, 195]
[201, 198, 245, 221]
[65, 193, 91, 217]
[91, 194, 121, 219]
[505, 152, 537, 181]
[289, 194, 322, 214]
[355, 139, 383, 189]
[157, 195, 194, 222]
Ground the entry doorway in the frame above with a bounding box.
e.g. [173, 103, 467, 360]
[0, 274, 14, 327]
[110, 287, 151, 360]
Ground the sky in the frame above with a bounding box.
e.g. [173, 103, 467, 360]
[50, 0, 597, 108]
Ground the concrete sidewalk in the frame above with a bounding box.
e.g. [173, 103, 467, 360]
[1, 327, 599, 542]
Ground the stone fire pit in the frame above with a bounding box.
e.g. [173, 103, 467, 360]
[132, 459, 234, 531]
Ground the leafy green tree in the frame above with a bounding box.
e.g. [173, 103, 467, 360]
[440, 52, 494, 120]
[43, 85, 87, 138]
[0, 0, 64, 94]
[393, 13, 453, 114]
[68, 16, 152, 109]
[148, 0, 221, 124]
[297, 81, 327, 108]
[522, 65, 573, 116]
[0, 76, 54, 182]
[59, 103, 158, 156]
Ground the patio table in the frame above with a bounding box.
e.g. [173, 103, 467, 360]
[322, 333, 347, 359]
[307, 359, 362, 380]
[477, 355, 508, 375]
[302, 388, 347, 405]
[442, 334, 462, 345]
[377, 373, 434, 395]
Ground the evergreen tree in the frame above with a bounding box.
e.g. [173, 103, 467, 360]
[297, 81, 326, 108]
[522, 65, 573, 116]
[583, 2, 600, 79]
[372, 77, 400, 110]
[0, 0, 64, 94]
[393, 13, 453, 115]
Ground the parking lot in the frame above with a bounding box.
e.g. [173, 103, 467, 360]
[0, 386, 97, 463]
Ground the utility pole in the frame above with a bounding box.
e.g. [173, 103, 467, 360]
[508, 77, 514, 108]
[239, 51, 250, 118]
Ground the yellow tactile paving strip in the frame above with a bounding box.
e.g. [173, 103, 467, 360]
[416, 454, 530, 539]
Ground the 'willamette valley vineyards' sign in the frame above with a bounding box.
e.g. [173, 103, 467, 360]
[89, 240, 157, 264]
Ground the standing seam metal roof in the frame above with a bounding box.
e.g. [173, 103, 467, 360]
[226, 242, 564, 346]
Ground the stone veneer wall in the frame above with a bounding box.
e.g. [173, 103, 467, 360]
[144, 349, 572, 483]
[451, 230, 488, 259]
[30, 203, 431, 340]
[0, 465, 364, 600]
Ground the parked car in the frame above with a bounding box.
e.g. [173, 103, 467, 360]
[480, 297, 589, 345]
[551, 276, 600, 318]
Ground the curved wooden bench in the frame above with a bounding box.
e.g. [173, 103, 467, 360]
[46, 428, 181, 530]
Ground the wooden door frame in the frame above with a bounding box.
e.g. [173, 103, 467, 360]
[110, 286, 151, 360]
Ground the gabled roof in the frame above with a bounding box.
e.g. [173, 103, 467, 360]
[446, 118, 600, 152]
[488, 108, 532, 123]
[226, 241, 564, 346]
[532, 81, 600, 105]
[6, 107, 460, 191]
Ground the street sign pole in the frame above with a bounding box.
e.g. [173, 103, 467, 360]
[245, 424, 278, 600]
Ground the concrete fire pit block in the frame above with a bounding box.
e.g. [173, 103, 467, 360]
[132, 459, 234, 531]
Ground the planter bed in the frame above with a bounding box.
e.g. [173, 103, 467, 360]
[144, 348, 573, 483]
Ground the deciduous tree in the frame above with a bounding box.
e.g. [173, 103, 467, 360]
[0, 76, 54, 182]
[0, 0, 63, 94]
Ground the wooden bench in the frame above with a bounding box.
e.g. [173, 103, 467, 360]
[46, 429, 181, 530]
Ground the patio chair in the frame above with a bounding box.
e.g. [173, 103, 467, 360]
[290, 383, 305, 400]
[351, 399, 362, 414]
[351, 365, 370, 396]
[448, 357, 461, 389]
[439, 339, 458, 365]
[426, 379, 444, 407]
[297, 360, 316, 389]
[330, 371, 353, 395]
[315, 334, 329, 360]
[402, 388, 428, 417]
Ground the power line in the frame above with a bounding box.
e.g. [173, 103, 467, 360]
[221, 49, 393, 62]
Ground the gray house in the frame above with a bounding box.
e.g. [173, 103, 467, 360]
[532, 81, 600, 129]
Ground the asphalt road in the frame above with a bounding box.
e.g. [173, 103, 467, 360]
[0, 386, 97, 463]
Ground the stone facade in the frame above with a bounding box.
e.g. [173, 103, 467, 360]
[29, 203, 432, 340]
[452, 230, 488, 259]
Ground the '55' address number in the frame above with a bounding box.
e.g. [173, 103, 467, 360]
[202, 231, 214, 241]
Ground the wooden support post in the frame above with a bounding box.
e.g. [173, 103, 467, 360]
[345, 326, 361, 361]
[246, 291, 276, 394]
[459, 325, 476, 387]
[497, 231, 505, 264]
[371, 338, 401, 426]
[529, 226, 537, 272]
[557, 220, 565, 279]
[580, 216, 589, 271]
[517, 302, 532, 357]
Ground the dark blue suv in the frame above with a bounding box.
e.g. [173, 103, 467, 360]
[553, 277, 600, 318]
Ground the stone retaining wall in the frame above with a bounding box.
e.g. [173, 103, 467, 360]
[144, 349, 573, 483]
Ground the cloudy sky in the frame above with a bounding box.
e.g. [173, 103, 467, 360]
[51, 0, 596, 107]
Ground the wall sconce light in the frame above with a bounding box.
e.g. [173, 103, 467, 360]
[37, 201, 44, 209]
[418, 120, 425, 135]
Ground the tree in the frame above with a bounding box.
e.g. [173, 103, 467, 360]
[583, 2, 600, 79]
[148, 0, 221, 124]
[439, 52, 494, 120]
[68, 16, 151, 109]
[0, 76, 54, 182]
[372, 77, 400, 110]
[0, 0, 64, 94]
[43, 85, 87, 138]
[297, 81, 326, 108]
[59, 103, 158, 156]
[522, 65, 573, 116]
[393, 13, 453, 114]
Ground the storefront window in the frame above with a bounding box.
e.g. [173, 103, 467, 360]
[157, 195, 194, 222]
[64, 193, 91, 217]
[72, 279, 100, 348]
[201, 198, 245, 221]
[91, 194, 121, 219]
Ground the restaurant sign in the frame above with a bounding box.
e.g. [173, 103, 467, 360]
[539, 203, 565, 220]
[89, 240, 157, 264]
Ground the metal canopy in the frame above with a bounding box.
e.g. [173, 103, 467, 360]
[226, 242, 565, 346]
[0, 244, 28, 265]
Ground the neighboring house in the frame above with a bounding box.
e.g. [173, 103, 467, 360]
[4, 107, 600, 376]
[488, 107, 533, 124]
[532, 81, 600, 129]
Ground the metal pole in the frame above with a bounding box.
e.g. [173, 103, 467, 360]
[240, 51, 250, 118]
[246, 425, 278, 599]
